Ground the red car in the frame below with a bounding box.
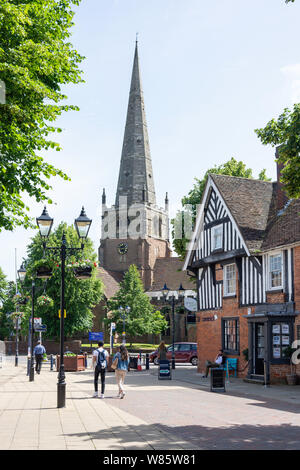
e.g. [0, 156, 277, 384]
[150, 342, 198, 366]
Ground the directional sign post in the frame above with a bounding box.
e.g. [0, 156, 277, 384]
[110, 323, 116, 354]
[34, 324, 47, 333]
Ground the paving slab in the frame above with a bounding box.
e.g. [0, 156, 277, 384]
[1, 358, 300, 450]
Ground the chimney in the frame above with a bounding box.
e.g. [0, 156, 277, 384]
[275, 147, 289, 211]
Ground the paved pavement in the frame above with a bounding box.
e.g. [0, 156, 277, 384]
[0, 356, 300, 450]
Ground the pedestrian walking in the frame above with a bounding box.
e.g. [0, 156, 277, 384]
[113, 345, 129, 399]
[157, 341, 167, 362]
[92, 341, 109, 398]
[33, 340, 46, 374]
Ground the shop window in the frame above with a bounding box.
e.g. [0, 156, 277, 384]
[222, 318, 239, 354]
[223, 263, 236, 296]
[269, 253, 283, 289]
[271, 322, 291, 360]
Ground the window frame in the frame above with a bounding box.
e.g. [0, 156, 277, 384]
[222, 317, 240, 355]
[212, 224, 223, 251]
[223, 263, 236, 297]
[268, 252, 283, 291]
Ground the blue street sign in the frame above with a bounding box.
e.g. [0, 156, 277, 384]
[88, 332, 104, 342]
[35, 324, 47, 332]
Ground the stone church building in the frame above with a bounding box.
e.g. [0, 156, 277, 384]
[93, 42, 196, 344]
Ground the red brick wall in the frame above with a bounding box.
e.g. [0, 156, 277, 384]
[196, 255, 300, 383]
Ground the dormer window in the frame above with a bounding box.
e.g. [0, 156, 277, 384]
[212, 224, 223, 251]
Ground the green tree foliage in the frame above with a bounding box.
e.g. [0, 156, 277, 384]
[106, 265, 167, 344]
[255, 105, 300, 199]
[0, 0, 84, 231]
[0, 280, 16, 340]
[172, 158, 271, 258]
[22, 222, 103, 339]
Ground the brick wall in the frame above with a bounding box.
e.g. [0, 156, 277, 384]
[196, 257, 300, 383]
[4, 340, 82, 355]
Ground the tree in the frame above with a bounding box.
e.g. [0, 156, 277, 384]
[0, 267, 8, 305]
[172, 158, 270, 258]
[0, 0, 84, 231]
[0, 280, 16, 340]
[22, 222, 104, 339]
[106, 265, 167, 344]
[255, 105, 300, 199]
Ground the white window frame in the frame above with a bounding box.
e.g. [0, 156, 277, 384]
[212, 224, 223, 251]
[223, 263, 236, 296]
[268, 252, 283, 290]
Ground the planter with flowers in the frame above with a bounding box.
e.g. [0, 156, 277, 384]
[36, 295, 54, 310]
[56, 352, 85, 372]
[68, 259, 97, 279]
[34, 259, 54, 279]
[13, 293, 29, 306]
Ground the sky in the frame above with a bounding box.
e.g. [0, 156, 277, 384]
[1, 0, 300, 282]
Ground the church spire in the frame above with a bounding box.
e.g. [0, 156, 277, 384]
[115, 41, 156, 207]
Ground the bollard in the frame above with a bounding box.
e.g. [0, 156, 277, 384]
[50, 354, 54, 371]
[84, 352, 87, 368]
[146, 353, 149, 370]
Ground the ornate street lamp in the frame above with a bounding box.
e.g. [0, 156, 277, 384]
[36, 206, 53, 240]
[74, 207, 92, 242]
[161, 283, 186, 370]
[37, 206, 92, 408]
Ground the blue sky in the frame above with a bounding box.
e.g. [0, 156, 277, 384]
[1, 0, 300, 281]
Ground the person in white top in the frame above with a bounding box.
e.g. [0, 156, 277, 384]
[204, 350, 224, 377]
[92, 341, 109, 398]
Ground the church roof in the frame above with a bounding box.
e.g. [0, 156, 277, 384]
[115, 41, 156, 207]
[96, 267, 123, 299]
[148, 257, 195, 292]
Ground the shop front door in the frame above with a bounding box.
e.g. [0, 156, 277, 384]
[254, 323, 265, 375]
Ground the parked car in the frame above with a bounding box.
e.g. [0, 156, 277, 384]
[150, 342, 198, 366]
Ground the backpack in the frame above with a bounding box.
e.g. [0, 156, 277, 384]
[97, 349, 107, 369]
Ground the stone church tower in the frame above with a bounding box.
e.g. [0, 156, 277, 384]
[99, 42, 171, 290]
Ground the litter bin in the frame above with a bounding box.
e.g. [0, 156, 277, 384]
[158, 360, 172, 380]
[210, 368, 225, 392]
[129, 356, 138, 369]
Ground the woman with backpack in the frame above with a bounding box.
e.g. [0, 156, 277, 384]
[92, 341, 109, 398]
[112, 345, 129, 399]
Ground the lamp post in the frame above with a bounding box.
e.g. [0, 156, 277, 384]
[161, 283, 185, 370]
[14, 291, 22, 367]
[36, 206, 92, 408]
[17, 263, 30, 376]
[17, 263, 39, 382]
[119, 306, 130, 345]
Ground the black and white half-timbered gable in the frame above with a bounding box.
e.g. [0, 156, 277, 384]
[183, 173, 297, 310]
[184, 159, 300, 384]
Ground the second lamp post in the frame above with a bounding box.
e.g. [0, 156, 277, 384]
[36, 206, 92, 408]
[161, 283, 185, 370]
[118, 306, 131, 345]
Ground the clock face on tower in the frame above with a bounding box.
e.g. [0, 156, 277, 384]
[117, 242, 128, 255]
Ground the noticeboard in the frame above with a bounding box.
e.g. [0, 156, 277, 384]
[88, 332, 104, 342]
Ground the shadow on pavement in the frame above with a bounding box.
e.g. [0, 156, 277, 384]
[64, 421, 300, 450]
